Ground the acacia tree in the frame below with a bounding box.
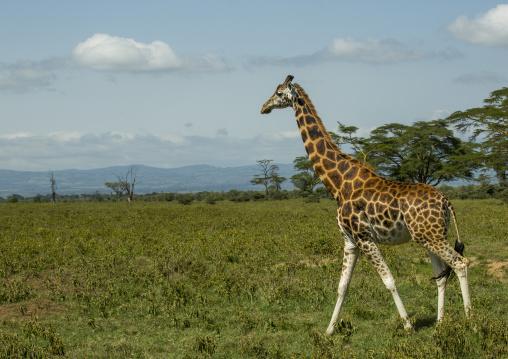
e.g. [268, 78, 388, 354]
[446, 87, 508, 181]
[268, 164, 287, 198]
[362, 120, 478, 186]
[105, 166, 138, 202]
[290, 156, 321, 193]
[48, 170, 57, 203]
[251, 159, 286, 197]
[328, 121, 378, 164]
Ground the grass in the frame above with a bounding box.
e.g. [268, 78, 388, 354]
[0, 199, 506, 358]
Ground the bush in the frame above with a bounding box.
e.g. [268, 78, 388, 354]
[439, 182, 507, 202]
[178, 196, 193, 205]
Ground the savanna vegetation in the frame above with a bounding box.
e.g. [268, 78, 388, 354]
[0, 198, 506, 358]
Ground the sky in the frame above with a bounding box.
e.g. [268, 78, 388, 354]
[1, 1, 507, 171]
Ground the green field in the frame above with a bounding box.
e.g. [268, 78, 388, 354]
[1, 199, 506, 358]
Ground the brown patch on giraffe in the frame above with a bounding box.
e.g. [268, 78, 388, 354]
[301, 128, 308, 142]
[315, 165, 325, 176]
[306, 141, 315, 154]
[343, 166, 359, 181]
[326, 151, 336, 161]
[342, 182, 353, 198]
[329, 171, 341, 187]
[363, 190, 375, 202]
[357, 170, 370, 181]
[352, 178, 365, 191]
[364, 178, 377, 189]
[337, 160, 350, 174]
[316, 139, 326, 155]
[310, 155, 320, 165]
[323, 158, 335, 170]
[366, 202, 375, 215]
[322, 178, 332, 189]
[308, 125, 321, 139]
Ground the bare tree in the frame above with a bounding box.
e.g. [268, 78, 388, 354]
[105, 166, 138, 202]
[251, 159, 273, 197]
[48, 170, 57, 203]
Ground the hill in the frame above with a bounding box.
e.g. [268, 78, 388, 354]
[0, 164, 297, 197]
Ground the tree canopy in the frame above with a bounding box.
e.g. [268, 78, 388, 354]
[330, 120, 478, 186]
[290, 156, 321, 193]
[446, 87, 508, 181]
[251, 159, 286, 197]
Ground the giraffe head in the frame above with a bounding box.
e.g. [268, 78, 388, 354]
[261, 75, 299, 114]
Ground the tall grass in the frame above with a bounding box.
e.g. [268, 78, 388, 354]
[0, 199, 506, 358]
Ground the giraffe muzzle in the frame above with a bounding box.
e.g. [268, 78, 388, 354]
[261, 106, 272, 114]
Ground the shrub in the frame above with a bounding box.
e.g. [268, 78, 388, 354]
[178, 196, 193, 205]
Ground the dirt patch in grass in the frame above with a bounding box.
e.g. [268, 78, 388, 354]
[0, 269, 72, 322]
[469, 256, 507, 281]
[0, 299, 67, 322]
[486, 260, 507, 281]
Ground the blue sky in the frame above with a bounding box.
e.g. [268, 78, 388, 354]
[1, 1, 507, 171]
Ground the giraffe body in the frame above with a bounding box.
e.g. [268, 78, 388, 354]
[261, 75, 471, 334]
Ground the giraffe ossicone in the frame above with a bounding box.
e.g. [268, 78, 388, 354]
[261, 75, 471, 334]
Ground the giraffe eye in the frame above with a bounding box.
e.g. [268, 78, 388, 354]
[276, 92, 283, 97]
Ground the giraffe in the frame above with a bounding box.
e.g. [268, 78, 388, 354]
[260, 75, 471, 334]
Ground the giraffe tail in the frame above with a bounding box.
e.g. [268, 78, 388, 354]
[449, 201, 463, 245]
[431, 202, 464, 281]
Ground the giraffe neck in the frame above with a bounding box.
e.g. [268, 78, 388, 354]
[292, 84, 371, 199]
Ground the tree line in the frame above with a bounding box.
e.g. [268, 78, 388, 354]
[329, 87, 507, 185]
[2, 87, 506, 204]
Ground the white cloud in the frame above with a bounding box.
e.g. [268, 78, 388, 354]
[1, 34, 231, 92]
[318, 37, 429, 63]
[429, 109, 451, 121]
[72, 33, 182, 71]
[448, 4, 508, 47]
[249, 37, 460, 66]
[452, 71, 506, 84]
[72, 33, 231, 72]
[0, 58, 69, 91]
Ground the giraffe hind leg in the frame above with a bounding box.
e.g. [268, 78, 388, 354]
[420, 238, 471, 318]
[431, 239, 465, 280]
[428, 251, 448, 322]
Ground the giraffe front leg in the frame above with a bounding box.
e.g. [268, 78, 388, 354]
[326, 240, 359, 336]
[361, 241, 413, 331]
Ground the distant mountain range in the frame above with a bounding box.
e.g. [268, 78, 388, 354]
[0, 164, 298, 198]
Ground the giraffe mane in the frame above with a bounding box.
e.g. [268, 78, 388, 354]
[293, 83, 374, 171]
